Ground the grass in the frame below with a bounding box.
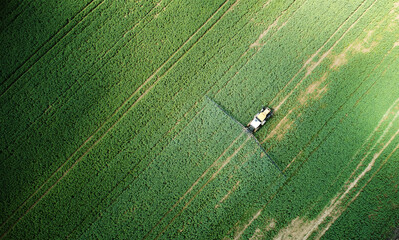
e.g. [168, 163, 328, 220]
[1, 0, 398, 239]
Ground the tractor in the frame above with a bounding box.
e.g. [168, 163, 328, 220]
[246, 107, 273, 133]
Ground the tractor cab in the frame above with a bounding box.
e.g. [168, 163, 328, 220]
[246, 107, 273, 133]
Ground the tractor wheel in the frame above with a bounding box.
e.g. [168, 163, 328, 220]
[247, 126, 254, 133]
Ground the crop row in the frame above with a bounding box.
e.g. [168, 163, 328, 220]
[79, 100, 284, 239]
[0, 0, 93, 82]
[1, 0, 171, 228]
[322, 146, 399, 239]
[2, 0, 398, 238]
[220, 0, 399, 237]
[1, 0, 232, 235]
[1, 0, 169, 151]
[1, 0, 294, 238]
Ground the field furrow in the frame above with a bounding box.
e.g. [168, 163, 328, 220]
[1, 0, 398, 239]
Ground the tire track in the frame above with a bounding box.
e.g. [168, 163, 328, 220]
[212, 0, 305, 97]
[228, 32, 398, 240]
[0, 0, 167, 233]
[299, 128, 399, 240]
[6, 0, 267, 154]
[65, 0, 237, 191]
[319, 96, 399, 197]
[128, 1, 256, 153]
[6, 0, 223, 151]
[153, 135, 251, 240]
[143, 132, 245, 239]
[0, 0, 104, 96]
[229, 1, 398, 238]
[260, 48, 399, 239]
[270, 0, 376, 112]
[346, 109, 399, 182]
[250, 0, 380, 145]
[133, 2, 307, 238]
[214, 0, 366, 133]
[59, 0, 236, 196]
[291, 48, 398, 179]
[137, 0, 284, 134]
[227, 168, 287, 239]
[0, 1, 238, 237]
[281, 48, 398, 192]
[259, 0, 381, 145]
[269, 52, 399, 229]
[67, 103, 208, 239]
[317, 143, 399, 239]
[218, 180, 241, 205]
[117, 0, 236, 113]
[269, 0, 371, 106]
[234, 209, 263, 240]
[3, 0, 169, 156]
[111, 0, 263, 171]
[3, 0, 168, 157]
[203, 133, 284, 239]
[68, 1, 262, 236]
[69, 1, 278, 235]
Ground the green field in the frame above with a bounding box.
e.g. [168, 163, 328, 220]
[1, 0, 398, 239]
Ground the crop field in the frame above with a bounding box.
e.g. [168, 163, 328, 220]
[1, 0, 398, 239]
